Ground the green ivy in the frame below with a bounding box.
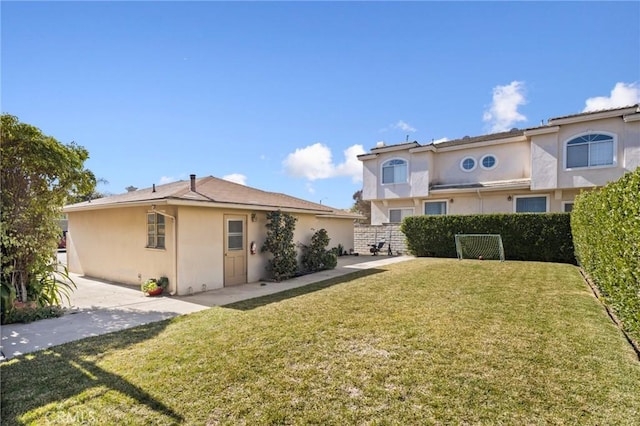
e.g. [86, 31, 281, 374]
[572, 167, 640, 342]
[261, 211, 298, 281]
[301, 228, 337, 273]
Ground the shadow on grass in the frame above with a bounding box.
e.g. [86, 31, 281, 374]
[0, 319, 184, 425]
[224, 268, 384, 311]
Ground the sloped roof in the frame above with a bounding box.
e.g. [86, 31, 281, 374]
[359, 104, 639, 154]
[548, 104, 639, 122]
[423, 128, 526, 149]
[64, 175, 360, 218]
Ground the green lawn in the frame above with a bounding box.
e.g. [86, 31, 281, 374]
[2, 259, 639, 425]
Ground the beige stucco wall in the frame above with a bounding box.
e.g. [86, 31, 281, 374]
[530, 132, 559, 190]
[429, 141, 530, 185]
[368, 189, 583, 225]
[552, 116, 638, 189]
[293, 215, 356, 254]
[175, 206, 224, 294]
[67, 206, 175, 290]
[68, 205, 356, 295]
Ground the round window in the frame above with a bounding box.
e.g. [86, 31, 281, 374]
[460, 156, 476, 172]
[481, 155, 497, 170]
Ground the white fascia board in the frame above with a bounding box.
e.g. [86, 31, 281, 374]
[357, 153, 379, 161]
[430, 181, 531, 195]
[167, 199, 331, 215]
[316, 213, 365, 219]
[548, 106, 639, 125]
[524, 126, 560, 136]
[63, 199, 170, 212]
[409, 145, 437, 153]
[623, 113, 640, 123]
[369, 142, 420, 154]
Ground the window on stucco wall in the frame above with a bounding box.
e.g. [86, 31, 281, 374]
[424, 201, 447, 215]
[515, 196, 547, 213]
[382, 159, 408, 184]
[565, 133, 616, 169]
[389, 208, 413, 223]
[147, 212, 165, 249]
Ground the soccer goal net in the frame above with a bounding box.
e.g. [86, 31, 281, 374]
[455, 234, 505, 261]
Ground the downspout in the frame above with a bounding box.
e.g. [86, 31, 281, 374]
[154, 210, 178, 295]
[476, 189, 483, 213]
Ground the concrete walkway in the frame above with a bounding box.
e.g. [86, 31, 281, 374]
[0, 255, 412, 360]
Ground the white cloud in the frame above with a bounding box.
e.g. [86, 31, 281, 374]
[222, 173, 247, 185]
[305, 182, 315, 194]
[483, 81, 527, 133]
[395, 120, 417, 132]
[583, 82, 640, 112]
[283, 143, 366, 183]
[432, 137, 449, 144]
[379, 120, 417, 133]
[159, 176, 177, 184]
[335, 144, 367, 183]
[283, 143, 334, 180]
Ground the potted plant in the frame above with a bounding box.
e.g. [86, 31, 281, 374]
[141, 277, 168, 296]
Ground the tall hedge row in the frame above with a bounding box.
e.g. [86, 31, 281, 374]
[401, 213, 575, 264]
[571, 168, 640, 341]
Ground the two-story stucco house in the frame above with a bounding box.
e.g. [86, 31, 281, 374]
[358, 104, 640, 225]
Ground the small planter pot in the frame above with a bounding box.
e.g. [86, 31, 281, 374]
[145, 287, 163, 296]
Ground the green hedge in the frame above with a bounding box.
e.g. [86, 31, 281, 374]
[571, 168, 640, 342]
[401, 213, 575, 264]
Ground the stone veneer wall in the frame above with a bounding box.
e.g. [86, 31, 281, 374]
[353, 223, 408, 255]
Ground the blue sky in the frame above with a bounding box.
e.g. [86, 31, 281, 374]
[3, 1, 639, 209]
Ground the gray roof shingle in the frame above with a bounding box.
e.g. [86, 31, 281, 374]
[65, 176, 360, 218]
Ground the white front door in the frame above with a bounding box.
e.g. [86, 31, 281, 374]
[224, 215, 247, 286]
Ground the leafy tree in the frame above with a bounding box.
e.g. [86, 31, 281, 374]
[1, 114, 96, 312]
[65, 177, 110, 204]
[261, 210, 298, 281]
[351, 189, 371, 224]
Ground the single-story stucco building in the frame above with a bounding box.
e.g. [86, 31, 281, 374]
[63, 175, 361, 295]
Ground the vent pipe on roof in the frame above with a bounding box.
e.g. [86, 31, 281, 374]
[152, 184, 156, 193]
[190, 174, 196, 192]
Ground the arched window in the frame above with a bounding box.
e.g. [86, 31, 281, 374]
[565, 133, 616, 169]
[381, 158, 408, 184]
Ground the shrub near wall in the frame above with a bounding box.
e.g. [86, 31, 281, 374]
[401, 213, 575, 264]
[572, 168, 640, 342]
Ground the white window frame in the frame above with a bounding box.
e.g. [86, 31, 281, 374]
[423, 199, 448, 215]
[562, 201, 574, 213]
[460, 156, 477, 172]
[381, 158, 409, 185]
[146, 212, 166, 249]
[564, 132, 617, 170]
[513, 195, 549, 213]
[388, 207, 414, 223]
[480, 154, 498, 170]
